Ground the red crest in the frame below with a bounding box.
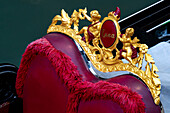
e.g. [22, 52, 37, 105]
[100, 20, 117, 48]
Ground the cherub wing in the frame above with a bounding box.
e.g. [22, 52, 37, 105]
[61, 9, 70, 22]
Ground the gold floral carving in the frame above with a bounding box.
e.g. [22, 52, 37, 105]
[47, 8, 161, 105]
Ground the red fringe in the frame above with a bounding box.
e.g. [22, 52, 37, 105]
[15, 38, 145, 113]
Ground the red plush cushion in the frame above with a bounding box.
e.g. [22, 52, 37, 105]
[15, 33, 161, 113]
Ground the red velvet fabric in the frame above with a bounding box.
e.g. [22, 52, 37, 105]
[23, 55, 69, 113]
[78, 100, 123, 113]
[45, 33, 98, 82]
[15, 36, 146, 113]
[107, 75, 161, 113]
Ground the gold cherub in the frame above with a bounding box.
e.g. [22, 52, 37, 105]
[119, 28, 139, 66]
[77, 9, 101, 45]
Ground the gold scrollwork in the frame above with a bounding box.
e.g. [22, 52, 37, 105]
[47, 7, 161, 105]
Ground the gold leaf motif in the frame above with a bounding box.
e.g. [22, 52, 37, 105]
[153, 78, 161, 86]
[152, 64, 159, 72]
[145, 53, 155, 63]
[145, 63, 152, 78]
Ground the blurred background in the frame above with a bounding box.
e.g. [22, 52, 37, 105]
[0, 0, 159, 67]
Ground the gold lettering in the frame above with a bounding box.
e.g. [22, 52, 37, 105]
[103, 33, 107, 38]
[108, 34, 111, 37]
[111, 34, 115, 38]
[103, 33, 115, 38]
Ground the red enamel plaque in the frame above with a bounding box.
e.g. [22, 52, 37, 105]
[100, 20, 117, 48]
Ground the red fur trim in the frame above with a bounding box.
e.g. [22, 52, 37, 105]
[15, 38, 145, 113]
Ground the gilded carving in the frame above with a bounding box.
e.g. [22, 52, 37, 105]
[47, 7, 161, 105]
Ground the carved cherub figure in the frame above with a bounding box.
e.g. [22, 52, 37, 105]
[119, 28, 139, 66]
[77, 9, 101, 44]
